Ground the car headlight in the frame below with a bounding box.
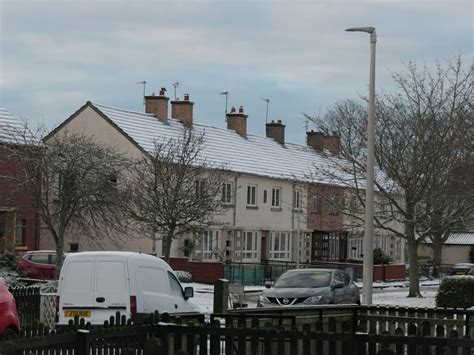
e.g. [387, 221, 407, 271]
[303, 295, 323, 304]
[258, 295, 271, 304]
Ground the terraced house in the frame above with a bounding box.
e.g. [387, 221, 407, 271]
[0, 107, 40, 253]
[41, 90, 405, 274]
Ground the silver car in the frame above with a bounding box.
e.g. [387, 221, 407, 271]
[257, 268, 360, 308]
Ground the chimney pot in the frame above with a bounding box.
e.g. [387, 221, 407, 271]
[226, 107, 248, 138]
[159, 88, 166, 96]
[145, 92, 169, 124]
[171, 94, 194, 126]
[266, 120, 285, 145]
[306, 131, 340, 156]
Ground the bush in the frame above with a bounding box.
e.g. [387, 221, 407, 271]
[436, 276, 474, 309]
[0, 252, 22, 273]
[373, 248, 391, 265]
[175, 270, 193, 283]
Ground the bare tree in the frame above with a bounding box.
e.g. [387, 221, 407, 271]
[1, 127, 130, 275]
[307, 57, 473, 297]
[124, 126, 227, 262]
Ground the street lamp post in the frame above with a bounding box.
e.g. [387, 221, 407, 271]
[345, 26, 376, 305]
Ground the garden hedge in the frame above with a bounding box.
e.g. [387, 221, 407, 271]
[435, 276, 474, 309]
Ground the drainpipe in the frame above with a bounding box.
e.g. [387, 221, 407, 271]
[232, 174, 240, 227]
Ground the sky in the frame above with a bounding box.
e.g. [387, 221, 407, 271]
[0, 0, 472, 144]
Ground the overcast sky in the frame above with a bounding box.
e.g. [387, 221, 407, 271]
[1, 0, 472, 144]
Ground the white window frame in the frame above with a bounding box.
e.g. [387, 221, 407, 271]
[195, 179, 205, 197]
[242, 230, 259, 261]
[293, 190, 301, 210]
[201, 229, 219, 261]
[330, 194, 339, 214]
[271, 187, 282, 208]
[312, 193, 320, 212]
[269, 231, 292, 261]
[222, 182, 233, 204]
[247, 184, 257, 207]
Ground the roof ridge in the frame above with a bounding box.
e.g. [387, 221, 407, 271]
[93, 102, 311, 150]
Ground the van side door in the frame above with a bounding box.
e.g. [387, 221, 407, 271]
[136, 266, 174, 314]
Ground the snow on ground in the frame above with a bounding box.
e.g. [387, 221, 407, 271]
[183, 281, 439, 312]
[372, 289, 436, 308]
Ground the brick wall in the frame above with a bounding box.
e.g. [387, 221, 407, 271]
[0, 145, 40, 252]
[169, 257, 224, 284]
[373, 263, 407, 281]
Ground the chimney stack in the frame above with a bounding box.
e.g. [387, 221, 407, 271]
[145, 88, 169, 124]
[171, 93, 194, 126]
[226, 106, 248, 138]
[266, 120, 285, 145]
[307, 130, 340, 156]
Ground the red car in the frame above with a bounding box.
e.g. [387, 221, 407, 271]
[0, 278, 20, 336]
[18, 250, 62, 280]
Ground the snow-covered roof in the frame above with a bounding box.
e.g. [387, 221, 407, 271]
[92, 102, 351, 185]
[0, 106, 26, 144]
[423, 232, 474, 245]
[442, 232, 474, 245]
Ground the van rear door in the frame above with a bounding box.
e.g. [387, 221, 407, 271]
[59, 259, 95, 324]
[93, 260, 129, 324]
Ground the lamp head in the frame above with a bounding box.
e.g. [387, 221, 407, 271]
[345, 26, 375, 33]
[345, 26, 377, 43]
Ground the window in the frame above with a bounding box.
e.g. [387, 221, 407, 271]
[242, 231, 259, 261]
[195, 179, 205, 197]
[168, 271, 184, 297]
[202, 230, 219, 260]
[109, 174, 118, 189]
[293, 190, 301, 209]
[271, 187, 281, 208]
[349, 195, 357, 212]
[348, 237, 363, 260]
[330, 194, 339, 214]
[247, 184, 257, 207]
[15, 219, 26, 246]
[269, 231, 292, 260]
[30, 254, 50, 264]
[57, 171, 77, 201]
[312, 193, 320, 212]
[221, 182, 233, 204]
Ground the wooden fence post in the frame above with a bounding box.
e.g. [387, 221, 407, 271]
[75, 329, 90, 355]
[213, 279, 229, 313]
[144, 337, 164, 355]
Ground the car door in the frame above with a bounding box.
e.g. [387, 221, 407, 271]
[342, 272, 356, 303]
[332, 271, 346, 304]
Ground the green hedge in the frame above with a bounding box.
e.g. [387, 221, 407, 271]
[436, 276, 474, 309]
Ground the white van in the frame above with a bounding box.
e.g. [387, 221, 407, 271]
[57, 251, 199, 325]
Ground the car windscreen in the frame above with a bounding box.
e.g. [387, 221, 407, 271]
[273, 271, 331, 288]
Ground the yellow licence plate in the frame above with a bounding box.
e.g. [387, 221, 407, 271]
[64, 310, 91, 318]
